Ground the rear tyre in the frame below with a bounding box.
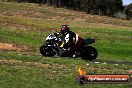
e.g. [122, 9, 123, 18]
[81, 46, 98, 61]
[40, 45, 56, 57]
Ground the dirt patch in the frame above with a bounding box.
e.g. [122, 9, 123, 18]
[0, 17, 38, 31]
[74, 17, 85, 22]
[0, 42, 29, 52]
[0, 59, 65, 69]
[48, 16, 65, 21]
[34, 12, 44, 18]
[0, 14, 48, 31]
[0, 59, 49, 68]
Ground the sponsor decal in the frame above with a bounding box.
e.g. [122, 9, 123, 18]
[76, 66, 131, 84]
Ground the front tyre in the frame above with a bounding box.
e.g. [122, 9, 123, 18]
[81, 46, 98, 61]
[40, 45, 56, 57]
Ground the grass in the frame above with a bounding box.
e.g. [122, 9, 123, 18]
[0, 1, 132, 88]
[0, 51, 41, 62]
[0, 61, 132, 88]
[0, 27, 45, 48]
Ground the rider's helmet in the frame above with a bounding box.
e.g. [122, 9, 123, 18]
[60, 24, 70, 35]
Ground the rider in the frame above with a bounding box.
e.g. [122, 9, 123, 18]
[59, 24, 83, 57]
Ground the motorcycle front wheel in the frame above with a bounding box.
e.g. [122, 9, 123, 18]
[40, 45, 56, 57]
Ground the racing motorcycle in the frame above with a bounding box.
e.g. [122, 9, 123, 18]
[40, 32, 98, 61]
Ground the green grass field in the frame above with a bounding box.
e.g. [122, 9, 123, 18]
[0, 2, 132, 88]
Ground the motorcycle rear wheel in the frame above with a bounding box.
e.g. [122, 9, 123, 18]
[81, 46, 98, 61]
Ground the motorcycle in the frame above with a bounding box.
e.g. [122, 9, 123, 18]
[40, 32, 98, 61]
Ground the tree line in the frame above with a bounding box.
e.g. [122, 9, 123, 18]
[19, 0, 123, 16]
[4, 0, 132, 18]
[125, 3, 132, 19]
